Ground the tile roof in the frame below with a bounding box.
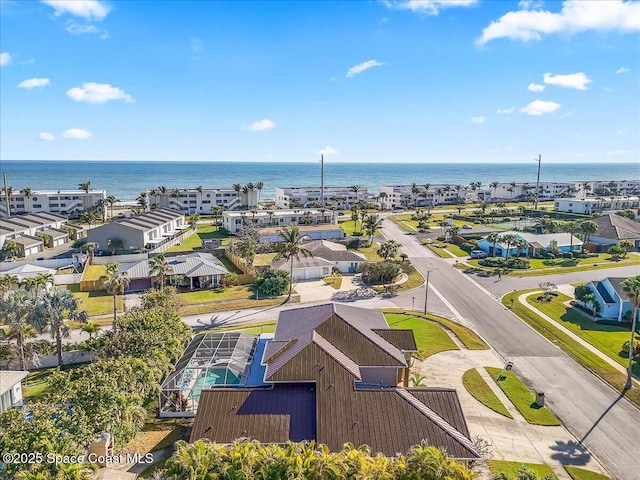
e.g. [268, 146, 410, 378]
[593, 214, 640, 240]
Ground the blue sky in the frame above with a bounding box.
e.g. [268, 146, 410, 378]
[1, 0, 639, 163]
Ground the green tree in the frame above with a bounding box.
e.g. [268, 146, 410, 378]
[0, 289, 37, 369]
[500, 234, 518, 259]
[563, 221, 581, 255]
[486, 232, 500, 257]
[619, 239, 633, 258]
[30, 287, 87, 367]
[78, 181, 91, 193]
[0, 273, 19, 293]
[378, 240, 402, 260]
[364, 214, 383, 244]
[104, 263, 130, 329]
[148, 253, 170, 290]
[0, 240, 20, 261]
[105, 194, 117, 220]
[361, 261, 401, 285]
[255, 267, 290, 297]
[579, 220, 598, 245]
[623, 276, 640, 389]
[275, 226, 313, 299]
[608, 244, 625, 259]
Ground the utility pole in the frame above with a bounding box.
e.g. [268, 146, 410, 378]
[534, 154, 542, 210]
[3, 172, 10, 218]
[320, 154, 324, 206]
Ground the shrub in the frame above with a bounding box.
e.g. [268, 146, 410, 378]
[460, 243, 476, 253]
[361, 261, 402, 285]
[351, 231, 364, 236]
[221, 272, 238, 287]
[255, 267, 290, 296]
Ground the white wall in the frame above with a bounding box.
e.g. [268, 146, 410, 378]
[53, 273, 83, 285]
[93, 253, 149, 264]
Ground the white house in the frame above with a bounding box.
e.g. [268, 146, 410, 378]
[271, 240, 367, 279]
[222, 209, 338, 234]
[0, 189, 106, 218]
[148, 187, 257, 213]
[275, 186, 370, 209]
[477, 231, 583, 258]
[0, 370, 28, 412]
[378, 184, 486, 209]
[259, 225, 345, 243]
[554, 197, 640, 215]
[581, 277, 638, 322]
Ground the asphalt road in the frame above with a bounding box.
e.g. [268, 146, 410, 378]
[380, 218, 640, 480]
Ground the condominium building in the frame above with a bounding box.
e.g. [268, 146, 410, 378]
[222, 208, 338, 234]
[0, 212, 70, 257]
[554, 196, 640, 215]
[148, 187, 257, 214]
[275, 186, 370, 209]
[0, 190, 106, 218]
[379, 184, 478, 209]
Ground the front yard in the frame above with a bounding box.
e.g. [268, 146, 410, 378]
[68, 284, 123, 317]
[384, 313, 459, 360]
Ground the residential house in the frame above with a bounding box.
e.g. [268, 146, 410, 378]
[554, 197, 640, 215]
[85, 208, 188, 251]
[271, 240, 367, 279]
[477, 231, 583, 258]
[581, 277, 638, 322]
[0, 370, 28, 412]
[259, 225, 345, 243]
[189, 303, 479, 463]
[589, 214, 640, 249]
[275, 186, 370, 209]
[148, 187, 256, 213]
[0, 189, 106, 218]
[222, 209, 338, 234]
[118, 252, 229, 291]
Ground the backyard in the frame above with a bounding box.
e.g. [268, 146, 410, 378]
[68, 284, 123, 317]
[166, 225, 231, 252]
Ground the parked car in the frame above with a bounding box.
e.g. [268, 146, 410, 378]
[462, 224, 473, 229]
[470, 250, 488, 259]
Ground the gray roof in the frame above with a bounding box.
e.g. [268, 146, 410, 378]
[490, 230, 582, 249]
[116, 208, 184, 232]
[304, 240, 367, 262]
[0, 370, 29, 396]
[40, 228, 68, 239]
[12, 235, 43, 247]
[607, 277, 632, 301]
[121, 252, 228, 279]
[271, 255, 334, 270]
[594, 214, 640, 241]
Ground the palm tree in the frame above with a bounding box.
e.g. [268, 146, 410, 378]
[35, 272, 54, 292]
[137, 191, 149, 211]
[2, 185, 14, 215]
[623, 276, 640, 389]
[0, 274, 19, 294]
[446, 226, 460, 239]
[233, 183, 242, 205]
[514, 238, 529, 258]
[564, 221, 581, 255]
[80, 321, 100, 340]
[105, 195, 117, 220]
[501, 234, 518, 259]
[157, 185, 169, 208]
[78, 181, 91, 193]
[20, 187, 33, 210]
[411, 183, 420, 208]
[0, 289, 37, 369]
[255, 181, 264, 204]
[275, 226, 313, 300]
[83, 242, 99, 265]
[104, 263, 130, 329]
[1, 241, 20, 261]
[490, 181, 500, 201]
[579, 220, 598, 246]
[486, 232, 500, 257]
[149, 253, 170, 290]
[364, 214, 383, 244]
[30, 287, 87, 367]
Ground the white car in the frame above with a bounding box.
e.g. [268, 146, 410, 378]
[470, 250, 488, 259]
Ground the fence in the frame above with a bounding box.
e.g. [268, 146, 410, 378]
[54, 273, 83, 285]
[0, 257, 75, 271]
[93, 253, 149, 264]
[225, 250, 256, 274]
[0, 350, 95, 370]
[149, 228, 196, 254]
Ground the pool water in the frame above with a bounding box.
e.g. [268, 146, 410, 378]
[191, 367, 241, 403]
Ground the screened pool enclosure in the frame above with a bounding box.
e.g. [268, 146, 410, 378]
[159, 332, 258, 417]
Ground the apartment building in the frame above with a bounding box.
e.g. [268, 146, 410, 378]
[275, 186, 370, 209]
[0, 190, 106, 218]
[379, 184, 477, 209]
[0, 212, 69, 257]
[554, 196, 640, 215]
[148, 187, 257, 214]
[222, 208, 338, 234]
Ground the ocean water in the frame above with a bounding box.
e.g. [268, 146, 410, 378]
[1, 161, 638, 202]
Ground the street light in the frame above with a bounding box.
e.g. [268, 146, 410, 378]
[423, 268, 438, 315]
[412, 296, 416, 311]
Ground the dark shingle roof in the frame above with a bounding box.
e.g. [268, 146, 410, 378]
[607, 277, 631, 301]
[594, 214, 640, 241]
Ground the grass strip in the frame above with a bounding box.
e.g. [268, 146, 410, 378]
[564, 466, 611, 480]
[384, 313, 459, 360]
[462, 368, 513, 418]
[487, 460, 557, 480]
[486, 367, 561, 426]
[503, 290, 640, 409]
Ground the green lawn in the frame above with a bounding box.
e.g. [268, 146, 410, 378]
[355, 242, 384, 262]
[68, 284, 123, 316]
[124, 417, 187, 454]
[178, 285, 256, 305]
[467, 253, 640, 276]
[23, 364, 85, 400]
[564, 466, 610, 480]
[462, 368, 513, 418]
[526, 293, 639, 376]
[486, 367, 561, 426]
[503, 290, 640, 408]
[83, 264, 107, 281]
[384, 313, 459, 360]
[381, 309, 489, 350]
[425, 242, 468, 258]
[166, 225, 230, 252]
[487, 460, 557, 480]
[254, 252, 277, 266]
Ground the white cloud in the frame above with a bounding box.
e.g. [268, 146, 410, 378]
[346, 60, 385, 78]
[243, 119, 275, 132]
[388, 0, 478, 16]
[477, 0, 640, 45]
[606, 149, 635, 156]
[66, 82, 133, 104]
[39, 132, 55, 141]
[62, 128, 92, 139]
[518, 0, 544, 9]
[18, 77, 51, 89]
[616, 67, 630, 74]
[497, 107, 514, 114]
[528, 83, 545, 92]
[317, 146, 338, 156]
[41, 0, 110, 21]
[471, 116, 485, 124]
[0, 52, 12, 67]
[543, 72, 591, 90]
[519, 100, 561, 115]
[65, 20, 108, 38]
